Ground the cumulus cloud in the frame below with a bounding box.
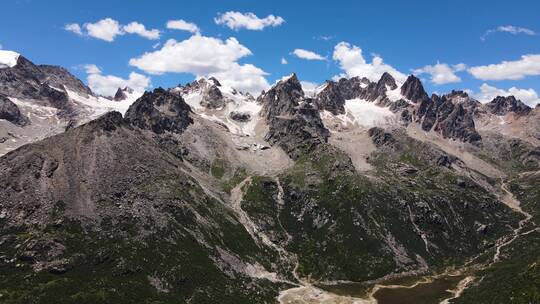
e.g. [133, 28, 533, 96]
[281, 57, 288, 64]
[292, 49, 326, 61]
[129, 35, 268, 94]
[129, 36, 251, 75]
[214, 11, 284, 31]
[65, 18, 160, 41]
[209, 63, 269, 95]
[123, 22, 160, 40]
[481, 25, 536, 41]
[83, 64, 150, 96]
[84, 18, 124, 42]
[472, 83, 539, 106]
[468, 54, 540, 80]
[166, 19, 200, 34]
[83, 64, 102, 74]
[64, 23, 83, 35]
[332, 42, 406, 82]
[413, 62, 466, 85]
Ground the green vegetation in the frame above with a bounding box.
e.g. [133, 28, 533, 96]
[456, 172, 540, 304]
[0, 172, 281, 304]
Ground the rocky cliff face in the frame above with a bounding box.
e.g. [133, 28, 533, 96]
[313, 81, 346, 115]
[0, 95, 29, 126]
[38, 65, 93, 97]
[486, 95, 532, 116]
[415, 91, 482, 143]
[260, 74, 329, 159]
[401, 75, 429, 103]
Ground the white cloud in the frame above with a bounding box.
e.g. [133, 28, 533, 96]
[332, 41, 406, 82]
[84, 18, 124, 42]
[481, 25, 536, 41]
[66, 18, 160, 42]
[281, 57, 288, 64]
[413, 62, 466, 85]
[129, 36, 251, 75]
[214, 11, 284, 31]
[472, 83, 539, 106]
[292, 49, 326, 61]
[129, 35, 268, 94]
[209, 63, 269, 95]
[84, 64, 150, 96]
[166, 19, 200, 34]
[83, 64, 102, 74]
[468, 54, 540, 80]
[123, 22, 160, 40]
[64, 23, 83, 35]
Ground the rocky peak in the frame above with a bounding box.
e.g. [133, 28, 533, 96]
[207, 77, 221, 86]
[179, 77, 230, 109]
[413, 91, 481, 143]
[313, 81, 346, 115]
[201, 83, 226, 109]
[446, 90, 469, 99]
[401, 75, 429, 103]
[82, 111, 127, 133]
[486, 96, 531, 116]
[350, 73, 397, 104]
[335, 76, 370, 100]
[377, 72, 398, 91]
[434, 101, 481, 143]
[259, 74, 329, 159]
[0, 54, 87, 115]
[113, 87, 134, 101]
[124, 88, 193, 135]
[259, 73, 304, 120]
[38, 65, 93, 97]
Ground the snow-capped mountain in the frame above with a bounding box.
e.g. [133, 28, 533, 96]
[173, 77, 261, 136]
[0, 51, 144, 155]
[1, 51, 539, 304]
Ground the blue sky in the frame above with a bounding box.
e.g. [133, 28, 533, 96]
[1, 0, 540, 105]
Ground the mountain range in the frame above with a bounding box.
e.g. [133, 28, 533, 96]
[0, 51, 539, 304]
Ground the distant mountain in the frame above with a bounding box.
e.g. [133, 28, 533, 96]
[0, 54, 539, 304]
[0, 51, 145, 155]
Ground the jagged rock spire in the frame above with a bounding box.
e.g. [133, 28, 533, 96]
[313, 81, 346, 115]
[401, 75, 429, 103]
[486, 96, 531, 116]
[259, 73, 304, 120]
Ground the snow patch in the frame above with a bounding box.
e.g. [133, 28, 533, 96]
[344, 99, 395, 127]
[0, 50, 20, 68]
[385, 84, 405, 102]
[178, 81, 262, 136]
[66, 89, 142, 117]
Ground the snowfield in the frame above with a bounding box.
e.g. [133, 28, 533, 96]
[0, 50, 20, 68]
